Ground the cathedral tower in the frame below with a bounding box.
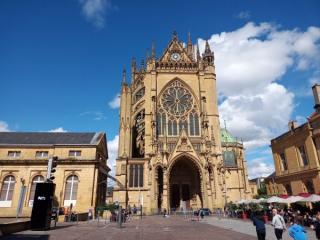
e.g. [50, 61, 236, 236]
[113, 33, 251, 213]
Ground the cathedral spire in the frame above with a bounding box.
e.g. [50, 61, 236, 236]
[196, 43, 201, 61]
[172, 30, 178, 41]
[202, 40, 214, 65]
[131, 57, 136, 83]
[204, 40, 211, 54]
[151, 41, 156, 59]
[140, 59, 145, 70]
[121, 67, 126, 84]
[187, 32, 193, 58]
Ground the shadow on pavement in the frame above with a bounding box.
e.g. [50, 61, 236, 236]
[1, 234, 49, 240]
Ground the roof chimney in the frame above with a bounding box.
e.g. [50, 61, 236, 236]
[312, 84, 320, 112]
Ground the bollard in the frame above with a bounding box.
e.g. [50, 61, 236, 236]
[118, 206, 122, 228]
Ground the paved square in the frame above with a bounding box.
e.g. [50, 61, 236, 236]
[2, 216, 255, 240]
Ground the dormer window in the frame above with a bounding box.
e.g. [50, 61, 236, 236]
[8, 151, 21, 158]
[69, 150, 81, 157]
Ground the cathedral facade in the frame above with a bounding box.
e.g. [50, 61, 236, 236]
[113, 32, 251, 213]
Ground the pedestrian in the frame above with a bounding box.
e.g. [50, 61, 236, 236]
[271, 209, 286, 240]
[288, 216, 307, 240]
[252, 211, 266, 240]
[311, 212, 320, 240]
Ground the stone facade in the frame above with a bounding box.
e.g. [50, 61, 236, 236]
[270, 84, 320, 196]
[113, 33, 251, 213]
[0, 132, 109, 217]
[264, 172, 280, 196]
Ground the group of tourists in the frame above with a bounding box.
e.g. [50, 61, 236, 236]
[251, 208, 320, 240]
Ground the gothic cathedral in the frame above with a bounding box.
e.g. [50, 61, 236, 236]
[113, 32, 251, 213]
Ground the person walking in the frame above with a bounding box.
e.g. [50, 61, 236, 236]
[311, 212, 320, 240]
[272, 209, 286, 240]
[288, 216, 307, 240]
[252, 211, 266, 240]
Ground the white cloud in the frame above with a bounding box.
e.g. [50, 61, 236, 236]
[108, 93, 120, 109]
[248, 158, 275, 179]
[79, 111, 106, 120]
[219, 83, 294, 149]
[0, 121, 10, 132]
[107, 134, 118, 176]
[48, 127, 67, 133]
[78, 0, 111, 29]
[236, 11, 250, 20]
[198, 22, 320, 150]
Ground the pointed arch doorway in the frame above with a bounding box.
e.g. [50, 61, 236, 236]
[168, 156, 202, 210]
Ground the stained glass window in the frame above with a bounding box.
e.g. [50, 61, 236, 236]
[161, 81, 193, 117]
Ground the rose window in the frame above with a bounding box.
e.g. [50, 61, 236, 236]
[161, 82, 193, 117]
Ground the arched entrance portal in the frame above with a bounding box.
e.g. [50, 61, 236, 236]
[169, 157, 202, 210]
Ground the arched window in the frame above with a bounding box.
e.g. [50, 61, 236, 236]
[189, 114, 194, 135]
[173, 120, 178, 135]
[168, 120, 173, 135]
[162, 114, 166, 135]
[64, 175, 79, 207]
[157, 113, 167, 136]
[189, 113, 200, 136]
[0, 175, 16, 207]
[179, 121, 187, 134]
[157, 113, 162, 135]
[29, 175, 44, 206]
[134, 88, 145, 103]
[194, 114, 199, 135]
[223, 151, 237, 167]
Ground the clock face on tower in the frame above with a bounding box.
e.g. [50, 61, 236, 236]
[161, 83, 193, 117]
[170, 52, 181, 61]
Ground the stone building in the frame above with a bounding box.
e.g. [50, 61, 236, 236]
[264, 172, 279, 196]
[270, 84, 320, 196]
[0, 132, 109, 217]
[113, 32, 251, 213]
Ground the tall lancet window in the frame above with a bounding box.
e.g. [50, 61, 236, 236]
[189, 112, 200, 136]
[157, 113, 167, 136]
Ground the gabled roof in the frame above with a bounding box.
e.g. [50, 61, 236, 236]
[158, 33, 194, 63]
[0, 132, 105, 146]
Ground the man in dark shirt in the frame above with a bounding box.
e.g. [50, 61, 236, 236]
[252, 211, 266, 240]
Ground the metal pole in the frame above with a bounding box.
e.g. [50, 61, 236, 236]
[118, 206, 122, 228]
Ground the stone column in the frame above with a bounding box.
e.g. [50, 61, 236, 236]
[162, 168, 169, 212]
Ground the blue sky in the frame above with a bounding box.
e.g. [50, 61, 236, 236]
[0, 0, 319, 178]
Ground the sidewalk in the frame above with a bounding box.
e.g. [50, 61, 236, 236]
[202, 216, 315, 240]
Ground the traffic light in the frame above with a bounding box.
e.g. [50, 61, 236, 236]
[46, 156, 58, 182]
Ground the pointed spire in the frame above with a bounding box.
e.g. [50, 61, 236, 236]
[172, 30, 178, 40]
[197, 43, 201, 61]
[131, 57, 136, 71]
[202, 40, 214, 65]
[122, 67, 126, 84]
[151, 41, 156, 59]
[188, 32, 192, 45]
[205, 40, 212, 53]
[140, 59, 145, 71]
[187, 32, 193, 58]
[146, 49, 150, 62]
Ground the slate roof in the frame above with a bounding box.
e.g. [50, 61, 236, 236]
[0, 132, 104, 145]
